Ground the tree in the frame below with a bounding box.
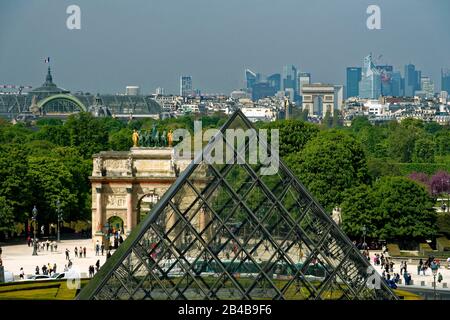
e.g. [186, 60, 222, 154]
[65, 112, 109, 158]
[259, 119, 319, 157]
[285, 130, 370, 211]
[0, 196, 14, 233]
[413, 137, 436, 163]
[372, 177, 436, 239]
[351, 116, 372, 133]
[109, 128, 133, 151]
[341, 177, 437, 240]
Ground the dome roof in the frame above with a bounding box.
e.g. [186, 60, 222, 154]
[31, 67, 70, 94]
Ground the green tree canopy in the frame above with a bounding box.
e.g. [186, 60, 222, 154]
[341, 177, 436, 240]
[285, 130, 370, 211]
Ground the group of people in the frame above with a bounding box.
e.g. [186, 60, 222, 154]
[95, 240, 105, 256]
[64, 246, 87, 260]
[34, 263, 57, 276]
[88, 260, 101, 278]
[27, 239, 58, 252]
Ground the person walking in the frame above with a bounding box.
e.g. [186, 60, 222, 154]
[53, 263, 57, 274]
[79, 246, 83, 258]
[74, 247, 78, 258]
[95, 240, 100, 256]
[83, 247, 86, 258]
[65, 248, 70, 260]
[19, 267, 25, 280]
[95, 259, 100, 273]
[101, 243, 104, 256]
[35, 266, 40, 275]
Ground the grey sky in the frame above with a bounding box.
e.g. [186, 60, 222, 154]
[0, 0, 449, 94]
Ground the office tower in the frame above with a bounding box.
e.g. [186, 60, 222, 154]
[125, 86, 140, 96]
[298, 72, 311, 98]
[359, 55, 381, 99]
[346, 67, 362, 98]
[334, 85, 344, 111]
[251, 82, 277, 101]
[404, 64, 421, 97]
[282, 65, 297, 95]
[245, 69, 257, 90]
[376, 65, 393, 97]
[440, 91, 448, 104]
[391, 72, 402, 97]
[442, 68, 450, 95]
[180, 76, 193, 97]
[420, 76, 435, 98]
[267, 73, 281, 92]
[155, 87, 165, 95]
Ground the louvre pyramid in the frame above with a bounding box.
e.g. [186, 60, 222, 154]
[77, 110, 397, 300]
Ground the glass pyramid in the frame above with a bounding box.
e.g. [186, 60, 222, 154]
[77, 110, 397, 300]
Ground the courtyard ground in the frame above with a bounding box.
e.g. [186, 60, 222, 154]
[1, 238, 107, 279]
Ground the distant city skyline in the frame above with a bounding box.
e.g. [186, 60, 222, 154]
[1, 0, 450, 94]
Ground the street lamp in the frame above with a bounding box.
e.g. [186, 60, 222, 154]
[431, 261, 439, 300]
[32, 206, 38, 256]
[362, 225, 367, 250]
[56, 200, 63, 243]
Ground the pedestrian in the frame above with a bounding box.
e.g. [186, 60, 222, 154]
[19, 267, 24, 280]
[35, 265, 40, 275]
[68, 260, 73, 268]
[95, 240, 100, 256]
[51, 243, 53, 252]
[95, 259, 100, 272]
[0, 246, 2, 257]
[106, 251, 111, 259]
[42, 264, 47, 275]
[54, 242, 58, 252]
[65, 248, 70, 260]
[53, 263, 57, 274]
[74, 247, 78, 258]
[79, 246, 83, 258]
[46, 240, 49, 251]
[101, 243, 104, 256]
[83, 247, 86, 258]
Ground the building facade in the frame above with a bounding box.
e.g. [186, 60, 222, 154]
[359, 55, 381, 99]
[346, 67, 362, 98]
[180, 76, 193, 97]
[302, 84, 336, 116]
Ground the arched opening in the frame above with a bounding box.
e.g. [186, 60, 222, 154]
[105, 215, 124, 250]
[136, 192, 160, 225]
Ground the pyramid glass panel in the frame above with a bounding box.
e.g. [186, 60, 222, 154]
[78, 110, 397, 300]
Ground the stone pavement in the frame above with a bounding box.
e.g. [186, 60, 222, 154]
[370, 252, 450, 289]
[1, 239, 108, 279]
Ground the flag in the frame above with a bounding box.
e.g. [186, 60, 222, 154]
[44, 57, 50, 63]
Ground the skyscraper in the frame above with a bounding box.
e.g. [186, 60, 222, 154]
[282, 65, 297, 95]
[297, 72, 311, 99]
[376, 65, 394, 97]
[245, 69, 257, 90]
[404, 64, 421, 97]
[346, 67, 362, 98]
[359, 55, 381, 99]
[442, 68, 450, 95]
[391, 72, 403, 97]
[420, 76, 435, 98]
[180, 76, 193, 97]
[267, 73, 281, 92]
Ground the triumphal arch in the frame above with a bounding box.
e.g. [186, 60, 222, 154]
[90, 145, 196, 244]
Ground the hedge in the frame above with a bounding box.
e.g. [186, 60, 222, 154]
[436, 237, 450, 252]
[387, 244, 401, 257]
[419, 243, 434, 256]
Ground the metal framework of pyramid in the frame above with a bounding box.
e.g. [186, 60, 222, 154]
[77, 110, 397, 300]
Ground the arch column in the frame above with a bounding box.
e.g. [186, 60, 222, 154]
[93, 184, 105, 244]
[126, 187, 134, 235]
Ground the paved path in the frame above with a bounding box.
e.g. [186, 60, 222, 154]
[1, 239, 108, 278]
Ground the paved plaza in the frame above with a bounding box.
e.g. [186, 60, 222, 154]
[369, 252, 450, 290]
[1, 239, 108, 279]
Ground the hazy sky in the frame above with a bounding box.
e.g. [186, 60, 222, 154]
[0, 0, 449, 94]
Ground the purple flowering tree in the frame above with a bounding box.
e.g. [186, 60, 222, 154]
[430, 171, 450, 196]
